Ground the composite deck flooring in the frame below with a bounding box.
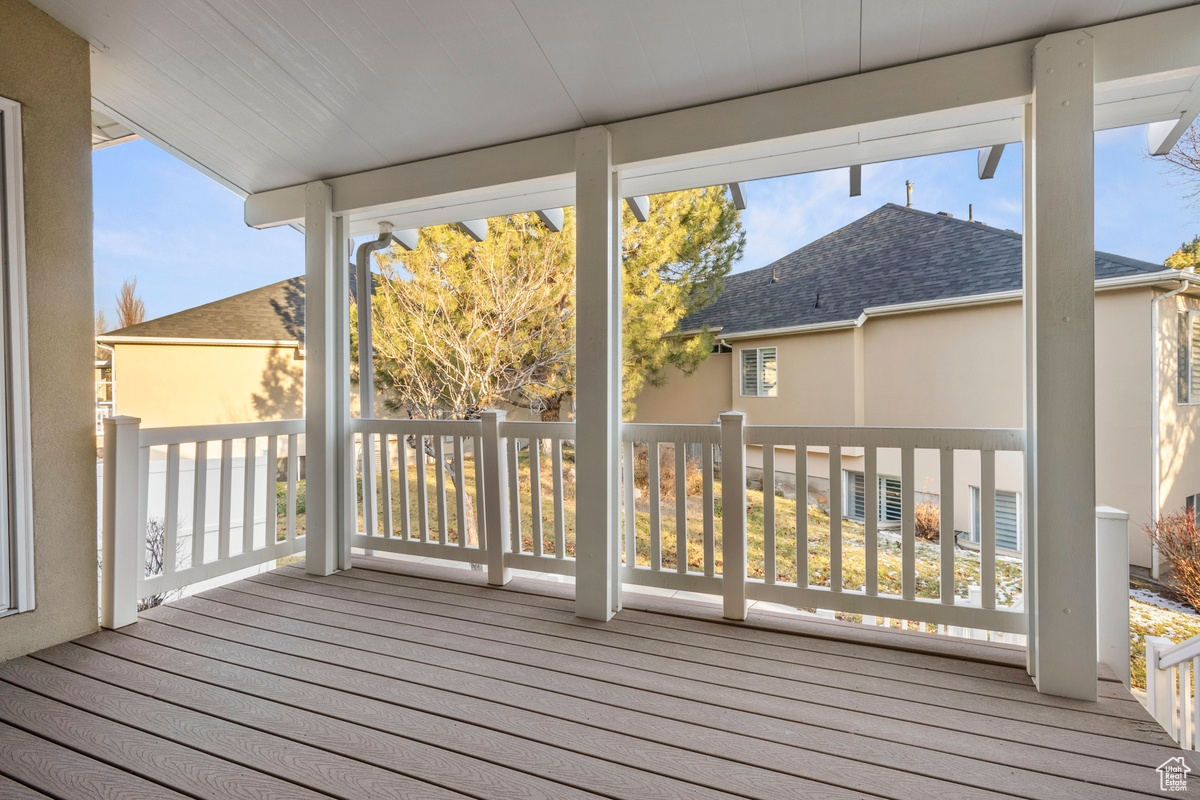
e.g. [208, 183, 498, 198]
[0, 555, 1186, 799]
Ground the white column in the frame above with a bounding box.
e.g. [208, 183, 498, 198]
[574, 126, 621, 621]
[480, 410, 512, 586]
[1022, 102, 1039, 680]
[334, 214, 353, 571]
[101, 415, 141, 629]
[720, 412, 747, 620]
[1096, 506, 1131, 687]
[1027, 31, 1097, 700]
[305, 182, 352, 575]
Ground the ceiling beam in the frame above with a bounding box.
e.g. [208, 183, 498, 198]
[456, 219, 488, 242]
[245, 4, 1200, 231]
[728, 182, 746, 209]
[392, 229, 419, 251]
[1147, 74, 1200, 156]
[535, 208, 565, 231]
[625, 196, 649, 222]
[977, 144, 1005, 179]
[849, 165, 861, 197]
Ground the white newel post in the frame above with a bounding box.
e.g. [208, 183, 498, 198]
[480, 410, 511, 586]
[1096, 507, 1131, 687]
[1026, 31, 1098, 700]
[1145, 636, 1174, 732]
[305, 181, 352, 575]
[101, 415, 141, 629]
[574, 126, 622, 621]
[721, 412, 747, 620]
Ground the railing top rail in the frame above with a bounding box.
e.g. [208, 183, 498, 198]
[744, 425, 1025, 451]
[499, 420, 576, 439]
[1157, 632, 1200, 669]
[621, 422, 722, 445]
[138, 418, 304, 447]
[352, 418, 483, 436]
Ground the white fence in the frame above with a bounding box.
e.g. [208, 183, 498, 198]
[100, 416, 305, 628]
[102, 411, 1130, 672]
[1146, 632, 1200, 748]
[350, 411, 1037, 634]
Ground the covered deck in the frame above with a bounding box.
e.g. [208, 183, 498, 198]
[0, 557, 1178, 799]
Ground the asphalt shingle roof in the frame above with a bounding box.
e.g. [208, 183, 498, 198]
[681, 203, 1164, 336]
[100, 270, 366, 343]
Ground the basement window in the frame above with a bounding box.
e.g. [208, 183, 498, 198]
[969, 487, 1022, 553]
[0, 95, 34, 616]
[843, 471, 902, 523]
[740, 347, 777, 397]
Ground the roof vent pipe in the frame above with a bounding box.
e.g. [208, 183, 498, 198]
[770, 267, 778, 284]
[905, 180, 914, 208]
[969, 203, 974, 221]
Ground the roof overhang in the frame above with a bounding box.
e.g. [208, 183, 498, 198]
[714, 269, 1197, 341]
[243, 5, 1200, 237]
[98, 336, 301, 348]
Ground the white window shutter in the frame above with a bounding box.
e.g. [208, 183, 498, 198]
[741, 349, 758, 396]
[1191, 311, 1200, 403]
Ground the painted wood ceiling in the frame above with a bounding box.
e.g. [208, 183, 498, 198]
[29, 0, 1199, 197]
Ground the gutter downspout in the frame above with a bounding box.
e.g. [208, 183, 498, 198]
[355, 222, 394, 418]
[1151, 277, 1190, 580]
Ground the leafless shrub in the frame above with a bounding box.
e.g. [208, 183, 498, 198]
[915, 499, 940, 541]
[139, 517, 173, 611]
[1145, 507, 1200, 611]
[632, 443, 704, 499]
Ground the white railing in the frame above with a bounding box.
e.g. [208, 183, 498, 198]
[100, 416, 305, 628]
[105, 410, 1136, 660]
[351, 413, 578, 579]
[1146, 634, 1200, 747]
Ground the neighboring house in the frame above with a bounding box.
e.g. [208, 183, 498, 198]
[633, 203, 1200, 570]
[98, 277, 306, 427]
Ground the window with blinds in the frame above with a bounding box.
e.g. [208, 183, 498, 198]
[843, 471, 902, 522]
[969, 487, 1022, 553]
[740, 347, 778, 397]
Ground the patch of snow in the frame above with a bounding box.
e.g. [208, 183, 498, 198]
[1131, 588, 1198, 617]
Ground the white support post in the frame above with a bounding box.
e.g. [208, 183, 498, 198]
[1096, 506, 1131, 687]
[335, 214, 354, 571]
[304, 182, 351, 575]
[721, 412, 747, 621]
[101, 415, 141, 629]
[1027, 31, 1098, 700]
[574, 126, 621, 621]
[480, 410, 511, 586]
[1022, 101, 1039, 680]
[1146, 636, 1174, 732]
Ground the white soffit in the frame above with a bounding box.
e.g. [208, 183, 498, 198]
[28, 0, 1200, 233]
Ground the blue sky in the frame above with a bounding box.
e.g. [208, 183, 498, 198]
[94, 125, 1200, 323]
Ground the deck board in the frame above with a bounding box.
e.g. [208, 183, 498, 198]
[0, 557, 1184, 799]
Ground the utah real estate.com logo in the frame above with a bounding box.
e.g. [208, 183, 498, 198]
[1157, 756, 1192, 792]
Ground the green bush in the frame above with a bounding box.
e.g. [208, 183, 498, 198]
[276, 479, 306, 515]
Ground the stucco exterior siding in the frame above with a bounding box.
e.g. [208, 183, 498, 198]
[632, 286, 1162, 567]
[0, 0, 97, 660]
[1158, 292, 1200, 538]
[110, 342, 305, 427]
[630, 352, 731, 424]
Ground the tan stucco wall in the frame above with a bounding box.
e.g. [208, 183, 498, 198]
[863, 302, 1024, 428]
[732, 331, 858, 425]
[1096, 289, 1154, 566]
[1158, 291, 1200, 537]
[631, 353, 731, 424]
[631, 287, 1161, 566]
[0, 0, 97, 660]
[112, 343, 305, 427]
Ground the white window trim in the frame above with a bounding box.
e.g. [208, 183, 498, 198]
[969, 486, 1023, 554]
[740, 346, 778, 397]
[0, 95, 34, 616]
[1189, 310, 1200, 404]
